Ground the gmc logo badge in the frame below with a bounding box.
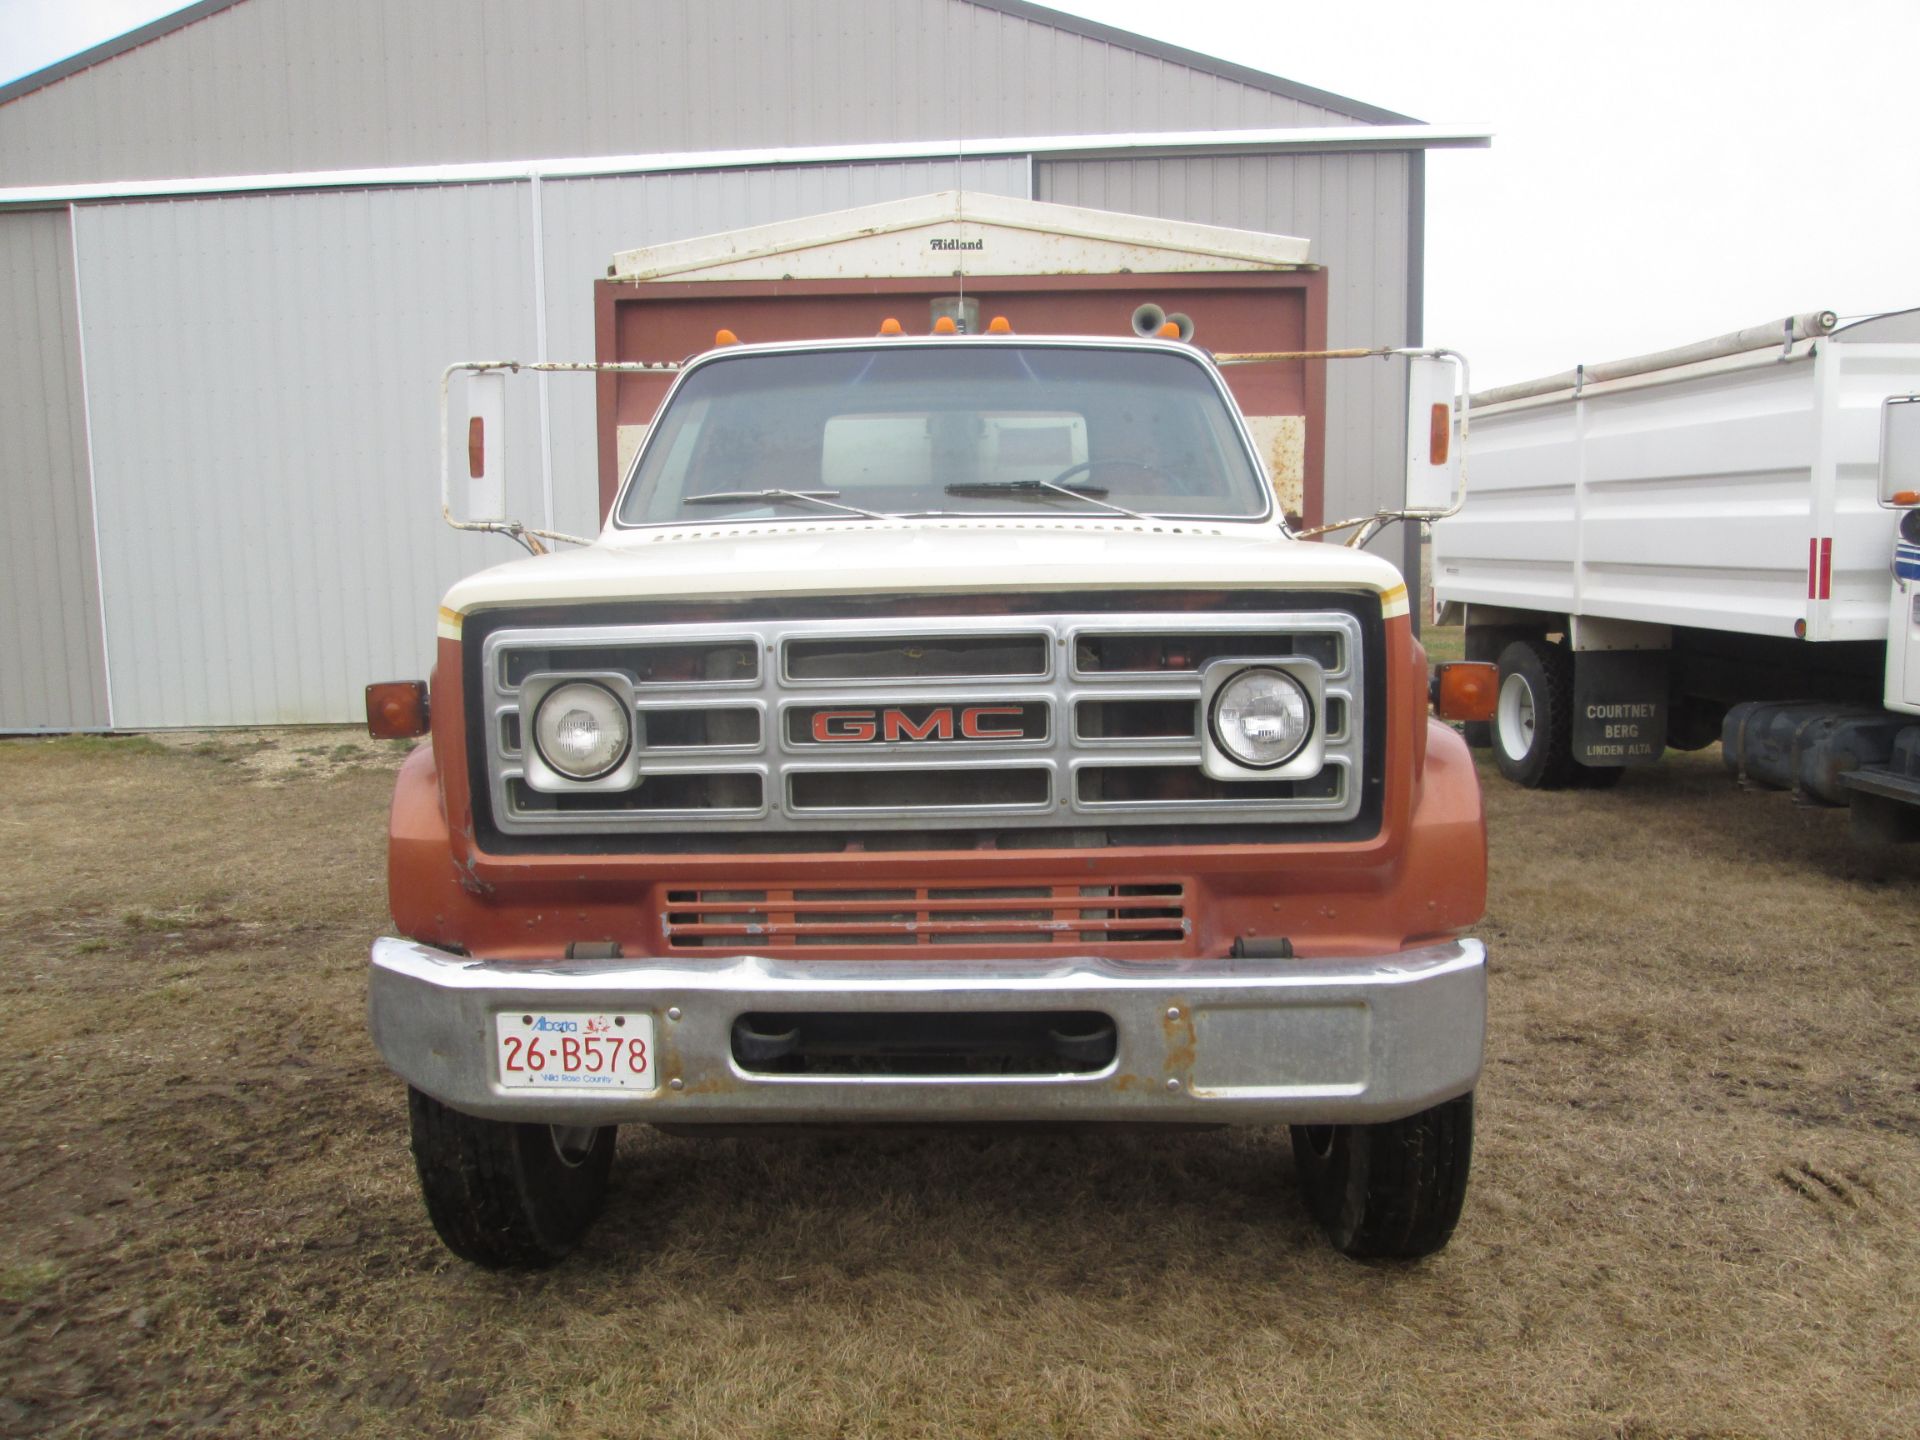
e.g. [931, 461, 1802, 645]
[810, 706, 1027, 743]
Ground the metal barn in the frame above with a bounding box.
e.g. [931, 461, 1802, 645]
[0, 0, 1483, 729]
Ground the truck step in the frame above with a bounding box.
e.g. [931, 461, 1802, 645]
[1840, 760, 1920, 841]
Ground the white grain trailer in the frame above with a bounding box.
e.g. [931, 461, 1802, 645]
[1431, 308, 1920, 839]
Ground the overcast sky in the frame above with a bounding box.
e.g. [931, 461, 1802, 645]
[3, 0, 1915, 386]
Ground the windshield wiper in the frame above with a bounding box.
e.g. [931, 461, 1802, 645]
[683, 488, 887, 519]
[943, 478, 1145, 520]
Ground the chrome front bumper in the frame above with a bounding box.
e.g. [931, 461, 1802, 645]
[368, 938, 1485, 1127]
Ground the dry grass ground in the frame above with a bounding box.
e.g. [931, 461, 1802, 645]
[3, 700, 1918, 1439]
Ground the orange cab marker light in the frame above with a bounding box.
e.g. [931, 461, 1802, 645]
[366, 680, 430, 739]
[987, 315, 1013, 334]
[932, 316, 958, 334]
[1157, 322, 1181, 340]
[1894, 489, 1920, 506]
[714, 328, 739, 346]
[879, 317, 904, 336]
[1430, 662, 1497, 723]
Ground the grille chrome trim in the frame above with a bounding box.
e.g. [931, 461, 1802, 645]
[481, 611, 1363, 835]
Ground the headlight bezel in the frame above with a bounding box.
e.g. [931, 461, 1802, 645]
[1199, 659, 1326, 781]
[519, 672, 644, 792]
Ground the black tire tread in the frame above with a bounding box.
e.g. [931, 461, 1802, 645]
[1494, 638, 1577, 789]
[1290, 1092, 1474, 1260]
[407, 1086, 613, 1270]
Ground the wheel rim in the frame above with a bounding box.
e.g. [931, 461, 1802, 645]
[548, 1125, 598, 1167]
[1496, 671, 1537, 759]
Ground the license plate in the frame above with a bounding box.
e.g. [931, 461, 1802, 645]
[495, 1010, 657, 1090]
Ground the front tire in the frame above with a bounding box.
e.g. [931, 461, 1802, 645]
[407, 1086, 616, 1269]
[1493, 639, 1577, 788]
[1290, 1092, 1473, 1259]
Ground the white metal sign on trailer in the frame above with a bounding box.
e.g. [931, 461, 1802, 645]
[1432, 310, 1920, 646]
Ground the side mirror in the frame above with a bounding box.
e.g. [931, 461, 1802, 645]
[457, 371, 509, 524]
[1404, 354, 1461, 513]
[1880, 395, 1920, 506]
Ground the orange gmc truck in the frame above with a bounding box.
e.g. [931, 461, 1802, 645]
[365, 195, 1492, 1268]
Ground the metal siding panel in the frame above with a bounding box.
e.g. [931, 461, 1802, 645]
[536, 157, 1028, 538]
[0, 210, 110, 730]
[1034, 153, 1413, 545]
[76, 184, 543, 726]
[0, 0, 1353, 185]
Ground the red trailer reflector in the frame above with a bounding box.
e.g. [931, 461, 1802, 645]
[367, 681, 430, 739]
[1807, 537, 1833, 600]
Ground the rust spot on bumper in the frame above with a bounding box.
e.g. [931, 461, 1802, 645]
[1160, 1001, 1196, 1075]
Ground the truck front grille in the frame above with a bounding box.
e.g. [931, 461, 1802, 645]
[662, 882, 1188, 950]
[478, 607, 1367, 839]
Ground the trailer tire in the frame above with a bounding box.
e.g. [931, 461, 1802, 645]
[407, 1086, 615, 1269]
[1493, 639, 1577, 788]
[1290, 1092, 1474, 1259]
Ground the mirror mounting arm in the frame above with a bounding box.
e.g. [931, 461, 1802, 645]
[1216, 346, 1470, 544]
[438, 360, 611, 551]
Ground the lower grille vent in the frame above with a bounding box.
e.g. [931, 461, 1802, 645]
[1076, 765, 1341, 805]
[662, 882, 1188, 950]
[731, 1010, 1116, 1075]
[510, 775, 762, 812]
[789, 768, 1049, 811]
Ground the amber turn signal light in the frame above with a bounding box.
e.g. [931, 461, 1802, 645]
[1430, 402, 1452, 466]
[1430, 662, 1497, 723]
[1893, 489, 1919, 506]
[367, 680, 431, 739]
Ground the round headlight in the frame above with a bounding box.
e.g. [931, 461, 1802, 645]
[1209, 667, 1313, 769]
[533, 682, 631, 780]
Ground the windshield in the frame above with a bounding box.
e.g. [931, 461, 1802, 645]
[615, 344, 1271, 525]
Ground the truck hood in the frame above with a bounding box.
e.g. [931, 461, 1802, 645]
[437, 518, 1410, 635]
